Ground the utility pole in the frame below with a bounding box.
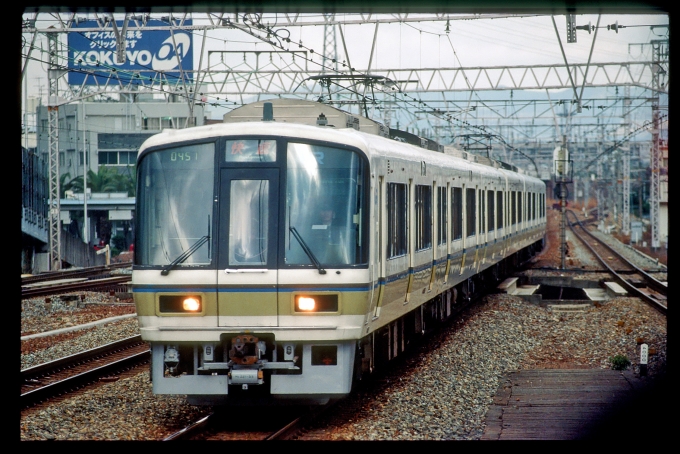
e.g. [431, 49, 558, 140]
[47, 32, 61, 271]
[596, 151, 603, 225]
[322, 14, 338, 75]
[650, 39, 668, 250]
[554, 136, 572, 270]
[622, 85, 630, 235]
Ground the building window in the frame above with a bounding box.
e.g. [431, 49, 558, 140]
[142, 117, 160, 131]
[119, 151, 137, 165]
[99, 151, 118, 165]
[99, 151, 137, 166]
[142, 117, 196, 131]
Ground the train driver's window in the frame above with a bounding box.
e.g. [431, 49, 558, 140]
[136, 143, 215, 267]
[285, 142, 368, 266]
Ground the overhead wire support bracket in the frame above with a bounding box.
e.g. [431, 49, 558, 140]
[552, 14, 602, 114]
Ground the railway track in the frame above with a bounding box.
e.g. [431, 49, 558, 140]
[21, 262, 132, 285]
[21, 336, 149, 409]
[566, 210, 667, 314]
[163, 403, 333, 440]
[22, 275, 132, 299]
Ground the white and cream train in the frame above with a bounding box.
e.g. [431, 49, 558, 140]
[132, 98, 546, 405]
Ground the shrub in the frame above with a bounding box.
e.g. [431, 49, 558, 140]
[609, 354, 631, 371]
[111, 234, 127, 251]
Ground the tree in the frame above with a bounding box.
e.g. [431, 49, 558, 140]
[64, 166, 135, 196]
[59, 172, 75, 198]
[62, 166, 136, 247]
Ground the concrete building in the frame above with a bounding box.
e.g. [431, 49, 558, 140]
[22, 97, 207, 272]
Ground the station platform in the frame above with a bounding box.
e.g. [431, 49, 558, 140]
[481, 369, 668, 440]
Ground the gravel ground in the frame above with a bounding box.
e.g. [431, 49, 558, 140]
[307, 294, 666, 441]
[20, 210, 667, 441]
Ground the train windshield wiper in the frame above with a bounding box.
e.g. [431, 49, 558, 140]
[161, 235, 210, 276]
[289, 226, 326, 274]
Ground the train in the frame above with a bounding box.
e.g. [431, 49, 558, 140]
[132, 98, 546, 406]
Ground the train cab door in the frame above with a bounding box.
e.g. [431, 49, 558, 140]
[217, 168, 280, 327]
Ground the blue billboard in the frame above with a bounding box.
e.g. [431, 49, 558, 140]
[68, 19, 193, 85]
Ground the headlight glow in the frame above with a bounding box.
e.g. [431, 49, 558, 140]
[294, 294, 338, 312]
[297, 296, 316, 311]
[182, 297, 201, 312]
[159, 295, 203, 313]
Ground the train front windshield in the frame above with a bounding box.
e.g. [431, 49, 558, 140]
[135, 137, 368, 269]
[285, 142, 367, 266]
[136, 143, 215, 267]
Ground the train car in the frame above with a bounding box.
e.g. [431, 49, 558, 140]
[133, 98, 546, 406]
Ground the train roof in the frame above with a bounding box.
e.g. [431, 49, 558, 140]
[222, 98, 527, 175]
[139, 98, 540, 183]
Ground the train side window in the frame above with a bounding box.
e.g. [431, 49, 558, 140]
[451, 187, 462, 241]
[466, 188, 475, 237]
[511, 190, 517, 226]
[518, 192, 523, 225]
[437, 186, 446, 246]
[487, 190, 494, 232]
[497, 191, 503, 229]
[415, 185, 432, 251]
[479, 189, 485, 235]
[542, 193, 546, 218]
[387, 183, 407, 258]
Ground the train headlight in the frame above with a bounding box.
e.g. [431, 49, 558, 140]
[182, 297, 201, 312]
[294, 294, 338, 312]
[158, 294, 204, 314]
[298, 297, 316, 311]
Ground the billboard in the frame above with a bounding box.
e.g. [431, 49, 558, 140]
[68, 19, 193, 85]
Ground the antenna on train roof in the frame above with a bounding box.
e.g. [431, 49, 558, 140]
[262, 102, 274, 121]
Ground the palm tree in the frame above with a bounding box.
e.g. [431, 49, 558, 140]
[63, 167, 135, 247]
[65, 167, 135, 195]
[59, 172, 75, 198]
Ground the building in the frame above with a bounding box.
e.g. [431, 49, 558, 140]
[22, 96, 207, 273]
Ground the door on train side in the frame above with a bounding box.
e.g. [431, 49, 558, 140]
[217, 168, 280, 327]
